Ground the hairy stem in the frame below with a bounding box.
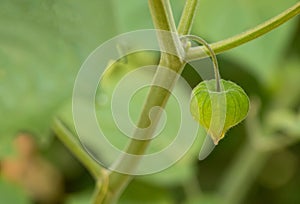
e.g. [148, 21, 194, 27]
[186, 2, 300, 61]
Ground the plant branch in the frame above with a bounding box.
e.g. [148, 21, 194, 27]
[52, 118, 101, 179]
[186, 2, 300, 61]
[177, 0, 199, 35]
[92, 170, 110, 204]
[108, 0, 182, 181]
[96, 0, 199, 203]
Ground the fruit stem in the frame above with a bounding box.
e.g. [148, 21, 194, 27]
[181, 35, 221, 92]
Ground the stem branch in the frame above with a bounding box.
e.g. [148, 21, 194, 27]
[186, 2, 300, 61]
[177, 0, 200, 35]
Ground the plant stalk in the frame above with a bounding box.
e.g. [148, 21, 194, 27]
[96, 0, 199, 203]
[177, 0, 200, 35]
[186, 2, 300, 61]
[181, 35, 221, 91]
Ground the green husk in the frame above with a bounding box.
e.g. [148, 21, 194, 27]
[190, 79, 250, 144]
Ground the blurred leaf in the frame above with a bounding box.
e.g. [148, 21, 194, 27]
[0, 178, 31, 204]
[0, 137, 17, 157]
[258, 150, 297, 189]
[113, 0, 152, 32]
[0, 0, 117, 157]
[266, 109, 300, 136]
[120, 179, 174, 204]
[268, 59, 300, 108]
[184, 194, 221, 204]
[112, 0, 186, 32]
[67, 179, 174, 204]
[66, 189, 93, 204]
[193, 0, 298, 82]
[139, 155, 196, 186]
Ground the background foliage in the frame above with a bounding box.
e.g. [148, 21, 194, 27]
[0, 0, 299, 203]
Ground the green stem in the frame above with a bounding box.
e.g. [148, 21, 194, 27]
[177, 0, 199, 35]
[181, 35, 221, 91]
[92, 170, 110, 204]
[52, 118, 101, 179]
[186, 2, 300, 61]
[96, 0, 199, 203]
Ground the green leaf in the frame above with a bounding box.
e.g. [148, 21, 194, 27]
[190, 79, 250, 144]
[0, 178, 31, 204]
[0, 0, 117, 157]
[67, 179, 175, 204]
[268, 59, 300, 108]
[120, 179, 174, 204]
[266, 109, 300, 136]
[112, 0, 185, 32]
[184, 194, 221, 204]
[66, 189, 93, 204]
[113, 0, 152, 32]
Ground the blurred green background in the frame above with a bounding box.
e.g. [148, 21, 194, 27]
[0, 0, 300, 203]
